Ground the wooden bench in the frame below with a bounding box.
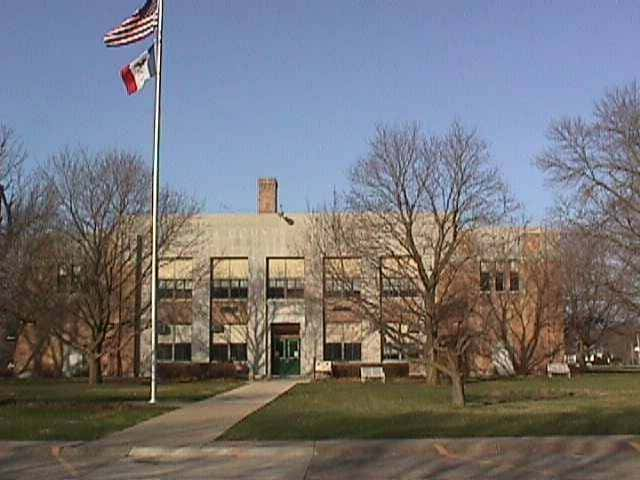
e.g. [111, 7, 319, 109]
[361, 366, 386, 383]
[547, 362, 571, 379]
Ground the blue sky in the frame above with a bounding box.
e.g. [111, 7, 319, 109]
[1, 1, 638, 219]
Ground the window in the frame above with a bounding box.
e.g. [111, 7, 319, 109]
[158, 323, 171, 336]
[211, 344, 228, 362]
[495, 271, 505, 292]
[481, 260, 520, 293]
[344, 343, 362, 361]
[267, 258, 305, 299]
[325, 343, 343, 361]
[325, 343, 362, 361]
[57, 263, 83, 292]
[230, 343, 247, 361]
[211, 258, 249, 299]
[211, 279, 248, 299]
[173, 343, 192, 362]
[158, 278, 193, 299]
[157, 344, 173, 361]
[383, 344, 401, 360]
[509, 261, 520, 291]
[211, 323, 225, 334]
[480, 261, 492, 292]
[158, 342, 191, 362]
[381, 257, 419, 298]
[382, 277, 417, 297]
[159, 258, 193, 299]
[324, 258, 361, 298]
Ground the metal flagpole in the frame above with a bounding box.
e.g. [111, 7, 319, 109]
[149, 0, 165, 404]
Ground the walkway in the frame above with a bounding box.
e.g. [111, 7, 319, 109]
[89, 378, 299, 450]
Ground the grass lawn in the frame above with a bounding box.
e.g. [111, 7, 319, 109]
[222, 374, 640, 440]
[0, 378, 243, 441]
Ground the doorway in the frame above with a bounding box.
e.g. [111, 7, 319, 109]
[271, 323, 301, 376]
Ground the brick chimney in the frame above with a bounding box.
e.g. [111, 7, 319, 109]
[258, 178, 278, 214]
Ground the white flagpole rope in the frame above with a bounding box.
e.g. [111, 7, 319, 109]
[149, 0, 164, 405]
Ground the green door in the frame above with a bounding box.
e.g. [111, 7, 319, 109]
[273, 337, 300, 376]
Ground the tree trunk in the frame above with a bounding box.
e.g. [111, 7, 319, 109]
[451, 373, 465, 407]
[88, 355, 102, 385]
[424, 340, 439, 386]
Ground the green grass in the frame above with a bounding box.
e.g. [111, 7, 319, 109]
[222, 374, 640, 440]
[0, 378, 244, 441]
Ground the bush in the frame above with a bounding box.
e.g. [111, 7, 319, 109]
[158, 362, 248, 381]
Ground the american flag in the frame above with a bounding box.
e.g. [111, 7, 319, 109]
[104, 0, 158, 48]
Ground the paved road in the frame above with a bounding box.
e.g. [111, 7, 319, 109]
[2, 437, 640, 479]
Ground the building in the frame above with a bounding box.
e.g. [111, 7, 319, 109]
[5, 178, 564, 378]
[137, 178, 564, 378]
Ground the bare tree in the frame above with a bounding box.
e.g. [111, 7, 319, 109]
[0, 127, 64, 375]
[309, 122, 515, 406]
[537, 81, 640, 321]
[43, 149, 200, 384]
[475, 228, 565, 375]
[558, 226, 629, 362]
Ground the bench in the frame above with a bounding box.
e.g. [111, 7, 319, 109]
[361, 366, 386, 383]
[314, 360, 332, 380]
[547, 362, 571, 379]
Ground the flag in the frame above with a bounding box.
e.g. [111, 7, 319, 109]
[121, 45, 156, 95]
[104, 0, 158, 48]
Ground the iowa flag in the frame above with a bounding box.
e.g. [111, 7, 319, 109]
[120, 45, 156, 95]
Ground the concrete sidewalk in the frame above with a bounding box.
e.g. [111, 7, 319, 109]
[87, 379, 299, 450]
[50, 436, 640, 479]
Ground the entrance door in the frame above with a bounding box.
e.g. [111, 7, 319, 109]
[272, 336, 301, 376]
[271, 323, 301, 376]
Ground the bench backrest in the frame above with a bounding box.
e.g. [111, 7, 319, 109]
[361, 366, 385, 378]
[547, 363, 570, 374]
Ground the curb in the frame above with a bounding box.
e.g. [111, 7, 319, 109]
[129, 443, 316, 461]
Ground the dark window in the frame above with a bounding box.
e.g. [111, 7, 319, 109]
[510, 271, 520, 291]
[158, 323, 171, 336]
[382, 277, 416, 297]
[159, 279, 192, 299]
[230, 343, 247, 361]
[267, 278, 286, 298]
[383, 342, 401, 360]
[325, 343, 343, 361]
[495, 271, 505, 292]
[173, 343, 192, 362]
[57, 263, 83, 292]
[287, 278, 305, 298]
[267, 278, 305, 299]
[480, 271, 492, 292]
[211, 344, 228, 362]
[211, 323, 225, 333]
[157, 344, 173, 361]
[325, 278, 361, 298]
[211, 279, 248, 299]
[344, 343, 361, 361]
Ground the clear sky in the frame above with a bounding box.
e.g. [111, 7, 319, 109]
[1, 1, 638, 219]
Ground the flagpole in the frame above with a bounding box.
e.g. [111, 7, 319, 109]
[149, 0, 164, 405]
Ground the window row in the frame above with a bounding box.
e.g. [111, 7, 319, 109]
[480, 261, 520, 292]
[157, 342, 192, 362]
[324, 342, 362, 362]
[158, 278, 193, 299]
[211, 343, 248, 362]
[325, 278, 361, 298]
[211, 279, 249, 299]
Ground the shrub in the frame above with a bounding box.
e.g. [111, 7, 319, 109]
[158, 362, 248, 381]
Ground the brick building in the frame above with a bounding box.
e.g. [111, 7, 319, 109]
[7, 178, 564, 378]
